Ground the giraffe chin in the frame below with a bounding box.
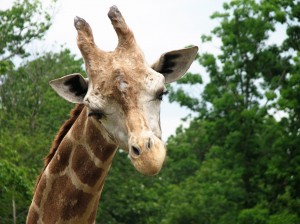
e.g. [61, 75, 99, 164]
[129, 145, 166, 176]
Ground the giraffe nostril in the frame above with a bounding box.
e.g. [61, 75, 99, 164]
[131, 146, 141, 157]
[147, 138, 152, 150]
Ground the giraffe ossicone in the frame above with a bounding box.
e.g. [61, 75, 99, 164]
[27, 5, 198, 223]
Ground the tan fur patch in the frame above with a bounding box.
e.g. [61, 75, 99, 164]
[87, 200, 99, 223]
[71, 107, 87, 140]
[126, 109, 149, 133]
[26, 206, 39, 223]
[34, 174, 46, 207]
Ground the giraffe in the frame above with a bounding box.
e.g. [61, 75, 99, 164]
[26, 5, 198, 223]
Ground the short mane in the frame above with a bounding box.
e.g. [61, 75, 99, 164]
[35, 104, 84, 188]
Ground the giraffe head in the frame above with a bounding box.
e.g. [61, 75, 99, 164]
[49, 6, 198, 176]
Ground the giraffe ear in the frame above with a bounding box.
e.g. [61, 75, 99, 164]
[151, 46, 198, 84]
[49, 73, 88, 104]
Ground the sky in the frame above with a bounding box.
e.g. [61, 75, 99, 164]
[2, 0, 225, 140]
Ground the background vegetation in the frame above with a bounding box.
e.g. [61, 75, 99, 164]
[0, 0, 299, 223]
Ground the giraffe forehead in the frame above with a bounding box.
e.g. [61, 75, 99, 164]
[91, 66, 163, 97]
[90, 71, 140, 101]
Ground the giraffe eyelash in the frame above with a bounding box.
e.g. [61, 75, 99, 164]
[157, 90, 168, 101]
[88, 110, 105, 120]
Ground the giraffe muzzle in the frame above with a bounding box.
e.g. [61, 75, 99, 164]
[128, 134, 166, 176]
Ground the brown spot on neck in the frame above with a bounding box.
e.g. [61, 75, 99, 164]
[72, 144, 104, 187]
[85, 119, 117, 162]
[42, 175, 93, 223]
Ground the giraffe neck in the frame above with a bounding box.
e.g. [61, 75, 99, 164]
[27, 107, 118, 223]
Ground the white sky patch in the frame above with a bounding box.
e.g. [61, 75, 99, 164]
[268, 108, 289, 121]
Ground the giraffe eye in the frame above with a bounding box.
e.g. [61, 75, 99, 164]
[88, 110, 104, 120]
[157, 90, 168, 101]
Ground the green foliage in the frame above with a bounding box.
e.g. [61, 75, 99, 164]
[0, 0, 55, 75]
[163, 119, 209, 183]
[0, 1, 59, 222]
[238, 205, 268, 224]
[164, 0, 300, 223]
[0, 160, 32, 224]
[269, 210, 299, 224]
[0, 49, 85, 222]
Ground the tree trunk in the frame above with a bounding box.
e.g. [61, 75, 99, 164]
[12, 195, 16, 224]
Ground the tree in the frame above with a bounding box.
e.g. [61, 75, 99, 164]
[0, 49, 85, 223]
[0, 160, 32, 224]
[163, 0, 300, 223]
[0, 0, 55, 75]
[0, 1, 59, 223]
